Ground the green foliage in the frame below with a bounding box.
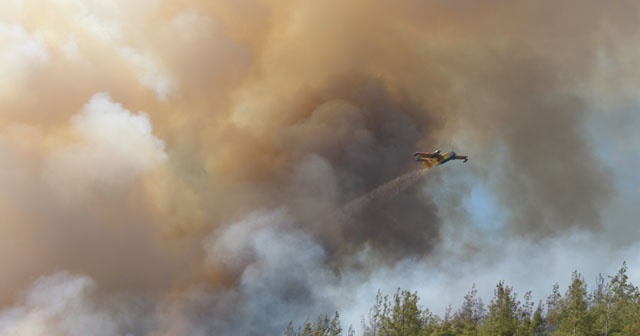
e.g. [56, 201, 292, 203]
[452, 284, 485, 336]
[608, 262, 640, 335]
[556, 271, 591, 336]
[591, 273, 613, 336]
[286, 262, 640, 336]
[515, 291, 536, 336]
[385, 290, 425, 336]
[286, 312, 343, 336]
[531, 302, 546, 335]
[481, 281, 519, 336]
[362, 289, 431, 336]
[546, 282, 564, 334]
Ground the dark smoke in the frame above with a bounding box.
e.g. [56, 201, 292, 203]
[277, 75, 442, 261]
[451, 52, 613, 236]
[327, 169, 435, 261]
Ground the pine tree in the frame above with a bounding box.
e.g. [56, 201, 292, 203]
[363, 289, 428, 336]
[608, 262, 640, 335]
[556, 271, 591, 336]
[546, 282, 563, 334]
[294, 263, 640, 336]
[591, 273, 613, 336]
[384, 289, 425, 336]
[435, 306, 456, 336]
[285, 312, 342, 336]
[285, 321, 296, 336]
[422, 309, 443, 336]
[481, 281, 519, 336]
[531, 301, 546, 335]
[453, 284, 485, 336]
[516, 291, 535, 335]
[326, 312, 343, 336]
[363, 291, 386, 336]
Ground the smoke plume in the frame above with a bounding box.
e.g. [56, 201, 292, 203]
[1, 0, 639, 334]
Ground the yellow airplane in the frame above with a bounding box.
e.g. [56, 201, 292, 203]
[413, 149, 469, 169]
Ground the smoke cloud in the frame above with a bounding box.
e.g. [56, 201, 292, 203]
[1, 0, 639, 334]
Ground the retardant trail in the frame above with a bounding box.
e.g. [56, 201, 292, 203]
[330, 168, 430, 224]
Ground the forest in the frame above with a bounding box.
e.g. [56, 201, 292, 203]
[285, 262, 639, 336]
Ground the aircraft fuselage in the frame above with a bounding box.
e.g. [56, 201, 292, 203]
[413, 150, 468, 169]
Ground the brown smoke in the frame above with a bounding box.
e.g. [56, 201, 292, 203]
[1, 0, 637, 334]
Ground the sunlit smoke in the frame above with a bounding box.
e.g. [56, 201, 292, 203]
[1, 0, 639, 335]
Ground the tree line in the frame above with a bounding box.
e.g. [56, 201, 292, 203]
[285, 262, 640, 336]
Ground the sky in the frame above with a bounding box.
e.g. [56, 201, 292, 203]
[1, 0, 640, 335]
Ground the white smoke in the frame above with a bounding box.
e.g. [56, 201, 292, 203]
[44, 93, 167, 202]
[0, 272, 118, 336]
[201, 208, 340, 335]
[0, 22, 49, 99]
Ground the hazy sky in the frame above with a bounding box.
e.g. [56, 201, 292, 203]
[1, 1, 640, 335]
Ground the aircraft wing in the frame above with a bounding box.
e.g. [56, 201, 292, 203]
[413, 152, 441, 159]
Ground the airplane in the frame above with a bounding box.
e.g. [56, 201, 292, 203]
[413, 149, 468, 169]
